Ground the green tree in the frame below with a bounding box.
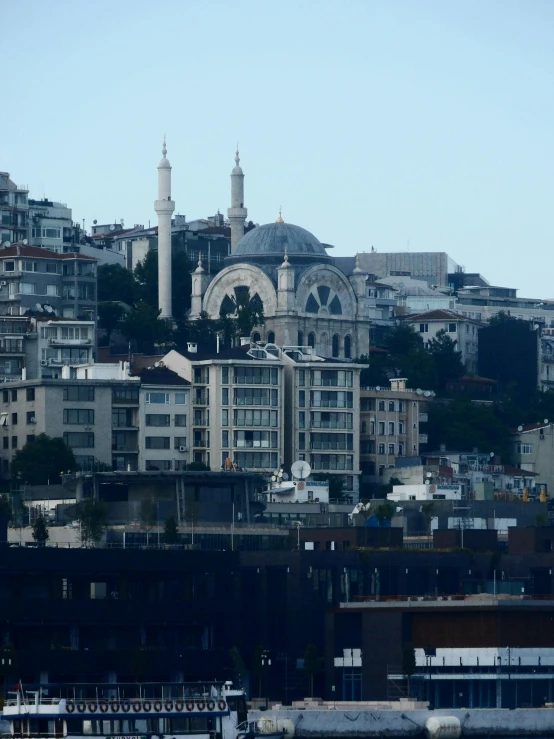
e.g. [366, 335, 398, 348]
[75, 498, 107, 546]
[374, 501, 395, 525]
[163, 515, 180, 545]
[0, 495, 12, 521]
[487, 310, 518, 326]
[186, 461, 210, 471]
[11, 434, 75, 485]
[312, 473, 345, 501]
[32, 516, 49, 546]
[140, 497, 157, 532]
[219, 288, 265, 341]
[427, 329, 465, 392]
[98, 301, 125, 343]
[97, 263, 136, 304]
[134, 249, 194, 321]
[121, 301, 172, 351]
[421, 502, 435, 535]
[386, 323, 424, 355]
[303, 644, 323, 698]
[402, 642, 417, 698]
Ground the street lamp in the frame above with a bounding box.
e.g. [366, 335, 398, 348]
[261, 650, 271, 709]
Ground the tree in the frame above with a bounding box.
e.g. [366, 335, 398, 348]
[219, 287, 265, 342]
[312, 473, 346, 501]
[121, 301, 172, 351]
[186, 461, 210, 471]
[140, 497, 157, 532]
[98, 301, 125, 343]
[374, 501, 395, 526]
[303, 644, 323, 698]
[163, 515, 180, 545]
[98, 263, 136, 305]
[11, 434, 75, 485]
[0, 495, 12, 522]
[402, 642, 417, 698]
[386, 323, 424, 356]
[75, 498, 107, 546]
[421, 502, 435, 535]
[427, 329, 465, 391]
[32, 516, 49, 546]
[134, 249, 194, 321]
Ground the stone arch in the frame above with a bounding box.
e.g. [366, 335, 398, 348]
[308, 332, 316, 349]
[320, 332, 328, 356]
[332, 334, 340, 358]
[296, 264, 357, 320]
[203, 264, 277, 320]
[252, 331, 261, 343]
[298, 330, 304, 346]
[344, 334, 352, 359]
[267, 331, 275, 344]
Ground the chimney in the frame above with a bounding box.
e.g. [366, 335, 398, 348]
[389, 377, 407, 392]
[187, 342, 198, 353]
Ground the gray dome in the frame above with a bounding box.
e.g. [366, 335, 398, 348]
[234, 221, 328, 258]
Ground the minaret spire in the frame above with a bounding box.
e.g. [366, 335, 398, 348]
[228, 145, 247, 252]
[154, 136, 175, 319]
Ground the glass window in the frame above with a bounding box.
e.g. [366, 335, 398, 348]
[27, 388, 36, 404]
[63, 432, 94, 448]
[11, 389, 17, 401]
[388, 401, 395, 411]
[11, 435, 17, 449]
[344, 335, 351, 359]
[145, 437, 170, 449]
[221, 366, 229, 384]
[174, 392, 187, 404]
[378, 400, 385, 411]
[63, 409, 94, 424]
[145, 414, 170, 427]
[378, 422, 385, 435]
[298, 370, 305, 387]
[174, 414, 187, 427]
[388, 444, 395, 455]
[298, 390, 305, 408]
[26, 411, 35, 424]
[174, 437, 187, 449]
[388, 422, 395, 435]
[64, 386, 94, 402]
[11, 413, 17, 425]
[299, 411, 305, 429]
[222, 409, 229, 426]
[145, 392, 169, 404]
[112, 386, 138, 403]
[4, 261, 15, 272]
[222, 430, 229, 448]
[222, 387, 229, 405]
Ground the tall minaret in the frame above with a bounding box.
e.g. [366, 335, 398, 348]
[227, 146, 247, 252]
[154, 137, 175, 319]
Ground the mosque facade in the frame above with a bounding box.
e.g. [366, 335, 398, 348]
[187, 149, 374, 360]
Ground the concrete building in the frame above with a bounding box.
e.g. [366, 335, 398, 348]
[359, 379, 429, 490]
[0, 172, 29, 246]
[352, 250, 458, 289]
[0, 244, 97, 322]
[280, 345, 362, 499]
[162, 344, 285, 473]
[28, 199, 82, 254]
[511, 421, 554, 494]
[403, 309, 482, 373]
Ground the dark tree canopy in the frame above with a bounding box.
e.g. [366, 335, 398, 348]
[426, 329, 465, 391]
[75, 498, 107, 546]
[134, 249, 194, 322]
[32, 516, 49, 545]
[121, 302, 172, 351]
[97, 264, 136, 305]
[98, 301, 125, 342]
[11, 434, 75, 485]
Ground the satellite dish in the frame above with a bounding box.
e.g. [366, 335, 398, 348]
[35, 303, 42, 311]
[109, 225, 116, 231]
[282, 472, 289, 481]
[517, 425, 523, 432]
[424, 391, 431, 397]
[3, 241, 11, 247]
[416, 388, 423, 395]
[93, 219, 98, 225]
[271, 475, 277, 482]
[545, 419, 549, 424]
[291, 460, 311, 480]
[154, 362, 160, 368]
[22, 239, 28, 245]
[375, 386, 381, 391]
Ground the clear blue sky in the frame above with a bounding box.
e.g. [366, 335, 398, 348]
[3, 0, 553, 297]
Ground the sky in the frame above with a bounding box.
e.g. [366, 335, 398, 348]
[2, 0, 554, 298]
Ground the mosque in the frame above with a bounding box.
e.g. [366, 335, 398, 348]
[156, 142, 375, 360]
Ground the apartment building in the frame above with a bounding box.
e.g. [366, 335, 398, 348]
[280, 346, 362, 499]
[28, 198, 82, 254]
[0, 244, 97, 322]
[359, 378, 429, 489]
[0, 173, 29, 246]
[402, 309, 482, 373]
[162, 344, 285, 473]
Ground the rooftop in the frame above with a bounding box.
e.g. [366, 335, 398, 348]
[0, 244, 96, 260]
[136, 366, 190, 386]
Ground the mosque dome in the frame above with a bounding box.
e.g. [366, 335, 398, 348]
[233, 221, 328, 259]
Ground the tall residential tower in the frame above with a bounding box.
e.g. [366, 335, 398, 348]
[154, 138, 175, 319]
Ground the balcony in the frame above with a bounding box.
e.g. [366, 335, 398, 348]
[193, 439, 209, 448]
[112, 423, 138, 430]
[111, 445, 138, 453]
[0, 345, 24, 355]
[310, 442, 353, 451]
[49, 338, 92, 346]
[193, 392, 209, 406]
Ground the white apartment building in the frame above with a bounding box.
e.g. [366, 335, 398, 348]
[403, 309, 482, 373]
[162, 344, 285, 473]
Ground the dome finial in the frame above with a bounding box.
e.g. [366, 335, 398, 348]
[353, 253, 364, 275]
[276, 206, 284, 223]
[162, 135, 167, 158]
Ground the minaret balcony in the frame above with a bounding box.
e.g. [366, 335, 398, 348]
[154, 199, 175, 215]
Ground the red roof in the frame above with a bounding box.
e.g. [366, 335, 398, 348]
[502, 466, 538, 476]
[454, 374, 496, 384]
[510, 421, 550, 434]
[0, 244, 96, 261]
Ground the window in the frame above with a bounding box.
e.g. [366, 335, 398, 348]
[63, 409, 94, 424]
[221, 366, 229, 384]
[378, 400, 385, 411]
[234, 388, 279, 406]
[234, 409, 278, 427]
[146, 460, 171, 471]
[311, 390, 353, 408]
[65, 386, 94, 402]
[388, 422, 395, 435]
[252, 331, 261, 342]
[174, 436, 187, 449]
[399, 421, 405, 434]
[332, 334, 340, 358]
[112, 386, 138, 403]
[145, 392, 169, 404]
[26, 434, 35, 444]
[4, 261, 15, 272]
[19, 282, 36, 294]
[388, 444, 395, 455]
[298, 390, 305, 408]
[298, 370, 305, 387]
[344, 335, 351, 359]
[516, 443, 533, 454]
[234, 367, 279, 385]
[448, 323, 457, 333]
[26, 388, 35, 401]
[11, 389, 17, 402]
[398, 442, 404, 456]
[310, 454, 353, 471]
[11, 436, 17, 449]
[222, 409, 229, 426]
[222, 430, 229, 448]
[299, 411, 305, 429]
[174, 414, 187, 427]
[378, 443, 385, 454]
[11, 413, 17, 425]
[77, 283, 95, 301]
[46, 284, 59, 297]
[298, 331, 304, 346]
[311, 370, 353, 387]
[2, 390, 8, 403]
[378, 422, 385, 435]
[361, 421, 366, 433]
[233, 451, 278, 469]
[174, 392, 187, 404]
[221, 387, 229, 405]
[299, 432, 305, 450]
[2, 437, 7, 449]
[234, 430, 278, 449]
[308, 332, 315, 349]
[145, 437, 170, 449]
[26, 411, 35, 424]
[63, 432, 94, 448]
[145, 414, 170, 427]
[388, 401, 395, 411]
[398, 400, 404, 411]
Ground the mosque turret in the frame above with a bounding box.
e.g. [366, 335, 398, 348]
[349, 253, 368, 298]
[227, 146, 247, 252]
[190, 258, 211, 318]
[154, 137, 175, 319]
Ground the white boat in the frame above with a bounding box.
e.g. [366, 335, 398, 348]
[1, 680, 272, 739]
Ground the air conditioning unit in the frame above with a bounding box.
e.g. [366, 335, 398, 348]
[29, 417, 36, 424]
[40, 359, 47, 366]
[179, 446, 187, 453]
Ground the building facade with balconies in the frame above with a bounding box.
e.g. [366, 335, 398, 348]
[162, 344, 285, 473]
[359, 378, 430, 492]
[0, 244, 97, 323]
[28, 199, 82, 254]
[0, 173, 29, 246]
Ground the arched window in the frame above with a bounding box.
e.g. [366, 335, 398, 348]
[267, 331, 275, 344]
[332, 334, 340, 358]
[252, 332, 261, 343]
[344, 335, 352, 359]
[308, 332, 315, 349]
[298, 331, 304, 347]
[320, 332, 328, 356]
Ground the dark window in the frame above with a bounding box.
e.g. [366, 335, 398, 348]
[332, 335, 340, 358]
[344, 335, 351, 359]
[11, 389, 17, 402]
[26, 388, 35, 401]
[308, 332, 315, 349]
[11, 436, 17, 449]
[2, 437, 7, 449]
[267, 331, 275, 344]
[63, 386, 95, 402]
[298, 331, 304, 346]
[11, 413, 17, 425]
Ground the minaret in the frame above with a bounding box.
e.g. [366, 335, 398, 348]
[227, 146, 247, 252]
[154, 137, 175, 319]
